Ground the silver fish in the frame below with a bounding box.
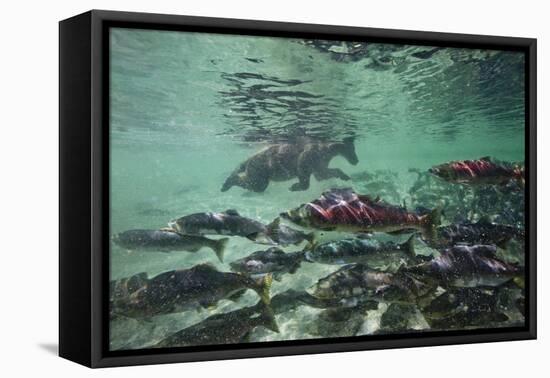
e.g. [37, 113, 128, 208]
[230, 247, 305, 281]
[305, 235, 416, 267]
[112, 229, 228, 262]
[169, 209, 279, 245]
[110, 264, 273, 319]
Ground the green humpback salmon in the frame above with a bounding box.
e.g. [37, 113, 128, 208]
[112, 229, 228, 262]
[268, 218, 315, 246]
[110, 264, 273, 319]
[263, 289, 379, 314]
[403, 244, 523, 288]
[304, 235, 416, 267]
[169, 210, 311, 246]
[429, 156, 524, 186]
[229, 247, 305, 281]
[426, 217, 525, 249]
[309, 263, 435, 305]
[281, 188, 440, 238]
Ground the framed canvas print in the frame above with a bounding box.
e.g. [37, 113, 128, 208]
[59, 10, 536, 368]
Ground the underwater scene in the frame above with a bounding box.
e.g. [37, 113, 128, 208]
[109, 27, 526, 351]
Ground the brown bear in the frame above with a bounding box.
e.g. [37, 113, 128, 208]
[221, 137, 359, 192]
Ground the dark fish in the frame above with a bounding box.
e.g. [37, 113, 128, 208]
[429, 310, 509, 329]
[112, 229, 228, 262]
[422, 287, 509, 329]
[262, 289, 378, 315]
[153, 303, 278, 348]
[427, 217, 525, 249]
[404, 244, 523, 288]
[310, 264, 435, 305]
[281, 188, 441, 238]
[429, 156, 524, 186]
[110, 264, 273, 319]
[169, 209, 279, 245]
[229, 247, 305, 281]
[304, 235, 416, 266]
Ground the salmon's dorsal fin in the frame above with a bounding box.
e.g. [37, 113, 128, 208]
[267, 217, 281, 230]
[401, 235, 416, 256]
[479, 156, 492, 161]
[191, 263, 219, 273]
[224, 209, 240, 216]
[264, 217, 281, 243]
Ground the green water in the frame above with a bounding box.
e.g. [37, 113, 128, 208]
[109, 28, 525, 350]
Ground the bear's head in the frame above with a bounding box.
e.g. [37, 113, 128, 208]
[339, 137, 359, 165]
[221, 173, 241, 192]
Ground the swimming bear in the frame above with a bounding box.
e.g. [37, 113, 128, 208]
[221, 137, 358, 192]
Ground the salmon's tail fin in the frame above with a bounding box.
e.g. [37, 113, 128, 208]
[304, 231, 316, 247]
[420, 207, 441, 240]
[302, 232, 318, 251]
[401, 234, 416, 257]
[513, 276, 525, 289]
[252, 273, 273, 305]
[257, 302, 280, 333]
[212, 237, 229, 263]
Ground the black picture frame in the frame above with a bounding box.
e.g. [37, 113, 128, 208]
[59, 9, 537, 368]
